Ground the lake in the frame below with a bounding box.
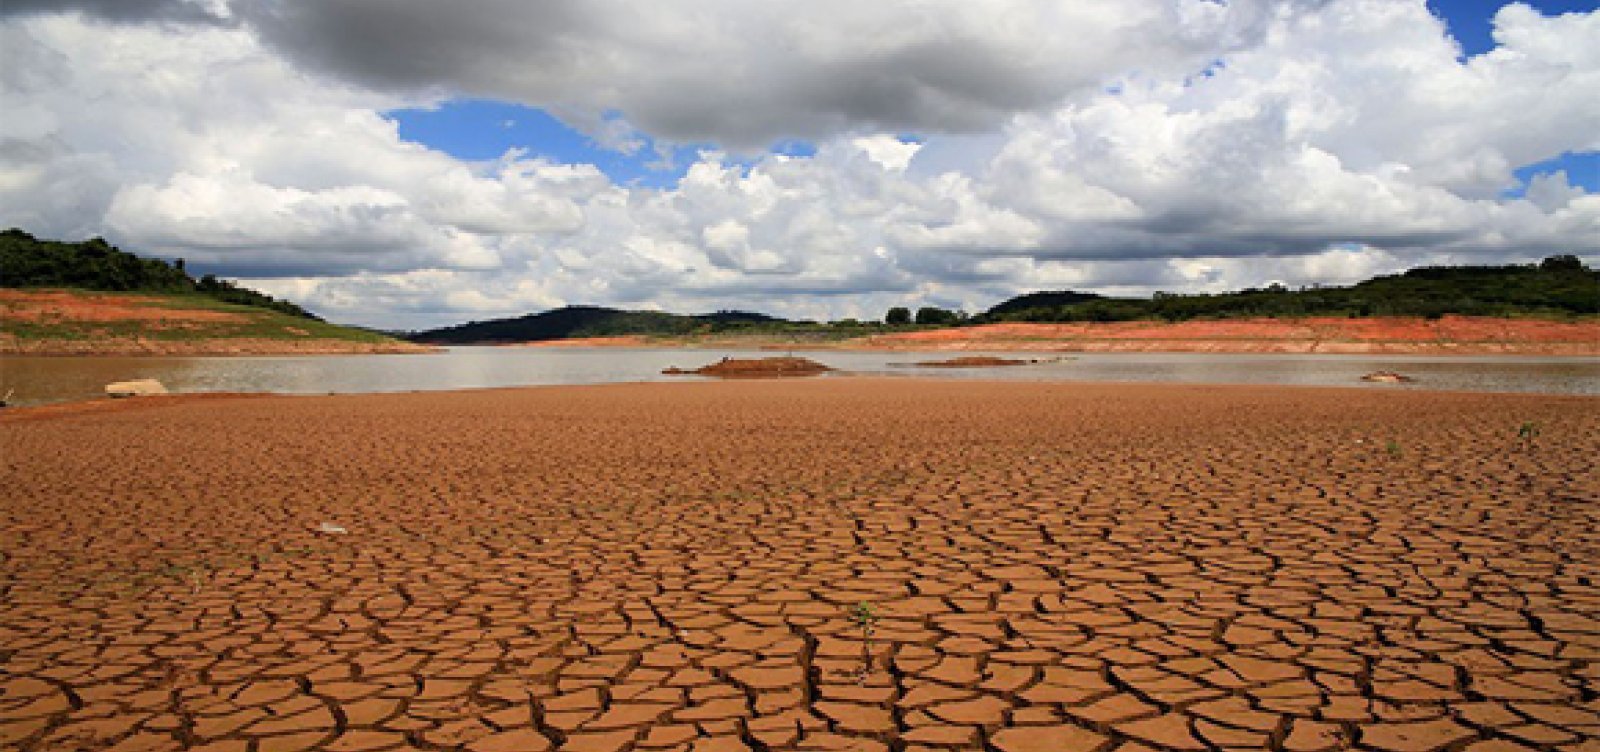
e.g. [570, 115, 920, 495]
[1, 347, 1595, 406]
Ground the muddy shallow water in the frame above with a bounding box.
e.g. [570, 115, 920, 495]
[1, 346, 1595, 406]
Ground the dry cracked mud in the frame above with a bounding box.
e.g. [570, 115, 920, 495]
[2, 380, 1597, 752]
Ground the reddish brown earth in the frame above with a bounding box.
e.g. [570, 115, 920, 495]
[0, 337, 436, 356]
[666, 357, 835, 378]
[495, 317, 1599, 355]
[2, 381, 1598, 752]
[853, 317, 1600, 355]
[0, 290, 252, 324]
[0, 289, 433, 355]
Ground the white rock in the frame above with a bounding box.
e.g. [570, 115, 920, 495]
[315, 522, 349, 535]
[105, 379, 168, 398]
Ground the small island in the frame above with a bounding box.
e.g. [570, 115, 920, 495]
[662, 356, 834, 378]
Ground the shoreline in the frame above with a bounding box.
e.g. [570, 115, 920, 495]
[504, 315, 1600, 356]
[517, 338, 1600, 357]
[5, 373, 1594, 419]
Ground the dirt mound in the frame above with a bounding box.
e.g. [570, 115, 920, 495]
[664, 356, 834, 378]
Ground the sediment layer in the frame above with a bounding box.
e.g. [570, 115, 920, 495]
[852, 318, 1600, 355]
[0, 336, 436, 355]
[2, 380, 1597, 751]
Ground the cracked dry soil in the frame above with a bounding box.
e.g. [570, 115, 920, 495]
[1, 380, 1596, 752]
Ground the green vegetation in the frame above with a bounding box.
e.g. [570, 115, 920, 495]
[984, 290, 1105, 318]
[1517, 421, 1542, 451]
[848, 601, 881, 682]
[7, 228, 1593, 347]
[981, 255, 1598, 323]
[914, 306, 964, 325]
[1, 228, 319, 320]
[1, 290, 396, 344]
[413, 305, 783, 344]
[416, 305, 912, 344]
[1385, 440, 1403, 459]
[418, 255, 1595, 345]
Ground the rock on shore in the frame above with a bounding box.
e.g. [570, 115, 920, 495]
[105, 379, 168, 398]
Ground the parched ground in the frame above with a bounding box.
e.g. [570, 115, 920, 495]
[1, 380, 1597, 752]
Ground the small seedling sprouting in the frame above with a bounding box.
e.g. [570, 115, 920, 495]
[1385, 440, 1403, 459]
[1517, 421, 1541, 451]
[848, 601, 881, 683]
[185, 565, 211, 595]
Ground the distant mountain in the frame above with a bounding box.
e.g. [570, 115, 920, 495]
[411, 305, 785, 344]
[981, 256, 1598, 323]
[983, 290, 1105, 318]
[0, 228, 318, 320]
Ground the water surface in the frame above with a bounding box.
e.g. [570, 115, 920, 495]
[2, 347, 1594, 406]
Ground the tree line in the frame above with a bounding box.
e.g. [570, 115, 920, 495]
[887, 255, 1595, 326]
[0, 228, 320, 320]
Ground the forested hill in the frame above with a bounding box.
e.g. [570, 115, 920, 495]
[982, 256, 1599, 323]
[411, 305, 783, 344]
[0, 228, 318, 320]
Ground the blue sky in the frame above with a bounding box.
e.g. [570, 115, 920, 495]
[1429, 1, 1599, 193]
[1433, 1, 1600, 192]
[1428, 0, 1598, 55]
[387, 101, 821, 188]
[388, 0, 1595, 194]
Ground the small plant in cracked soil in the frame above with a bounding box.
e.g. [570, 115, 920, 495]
[1517, 421, 1542, 451]
[154, 560, 213, 595]
[849, 601, 881, 683]
[1385, 440, 1403, 459]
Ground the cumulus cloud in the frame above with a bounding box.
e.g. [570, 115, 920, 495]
[11, 0, 1311, 150]
[0, 0, 234, 26]
[0, 2, 1596, 330]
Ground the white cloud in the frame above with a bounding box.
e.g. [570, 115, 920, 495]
[851, 136, 922, 173]
[0, 2, 1596, 330]
[224, 0, 1296, 150]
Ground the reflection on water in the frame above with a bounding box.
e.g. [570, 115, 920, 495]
[1, 347, 1595, 406]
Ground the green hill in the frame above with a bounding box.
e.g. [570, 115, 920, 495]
[982, 255, 1598, 323]
[0, 230, 425, 354]
[411, 305, 785, 344]
[0, 228, 318, 320]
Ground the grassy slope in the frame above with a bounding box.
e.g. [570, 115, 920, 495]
[0, 288, 416, 352]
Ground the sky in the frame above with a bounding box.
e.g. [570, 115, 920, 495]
[1, 1, 1596, 329]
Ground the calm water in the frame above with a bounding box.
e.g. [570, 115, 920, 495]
[1, 347, 1595, 406]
